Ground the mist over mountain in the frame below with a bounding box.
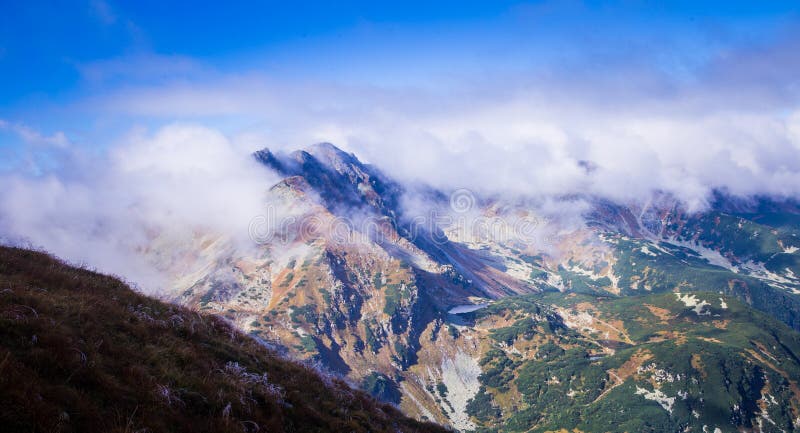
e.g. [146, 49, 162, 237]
[2, 119, 800, 294]
[4, 2, 800, 432]
[7, 137, 800, 431]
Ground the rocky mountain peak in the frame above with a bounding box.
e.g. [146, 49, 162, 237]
[306, 142, 360, 168]
[254, 143, 401, 217]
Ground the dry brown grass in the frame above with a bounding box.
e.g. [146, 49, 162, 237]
[592, 349, 653, 403]
[643, 304, 672, 322]
[690, 353, 706, 379]
[0, 246, 448, 433]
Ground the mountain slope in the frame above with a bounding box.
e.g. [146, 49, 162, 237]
[460, 291, 800, 432]
[137, 142, 800, 430]
[0, 246, 447, 433]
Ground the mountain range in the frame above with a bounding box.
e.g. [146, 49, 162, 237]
[127, 142, 800, 432]
[7, 142, 800, 432]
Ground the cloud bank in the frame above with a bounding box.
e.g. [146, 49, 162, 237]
[76, 27, 800, 210]
[0, 124, 277, 291]
[2, 16, 800, 290]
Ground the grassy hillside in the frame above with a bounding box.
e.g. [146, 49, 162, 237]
[460, 291, 800, 432]
[0, 246, 447, 433]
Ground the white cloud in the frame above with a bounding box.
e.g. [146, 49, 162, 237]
[0, 123, 278, 292]
[68, 28, 800, 209]
[3, 20, 800, 292]
[0, 119, 70, 148]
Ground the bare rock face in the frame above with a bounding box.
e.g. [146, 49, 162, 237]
[147, 143, 800, 431]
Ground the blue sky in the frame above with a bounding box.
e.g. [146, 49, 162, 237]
[1, 1, 800, 188]
[3, 1, 800, 280]
[2, 1, 797, 101]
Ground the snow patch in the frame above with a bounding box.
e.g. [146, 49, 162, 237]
[635, 386, 676, 413]
[786, 267, 797, 282]
[741, 261, 794, 285]
[640, 245, 658, 257]
[638, 363, 684, 383]
[564, 263, 606, 281]
[547, 273, 566, 292]
[668, 239, 737, 271]
[675, 293, 711, 316]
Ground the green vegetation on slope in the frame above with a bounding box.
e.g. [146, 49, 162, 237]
[610, 236, 800, 329]
[463, 291, 800, 433]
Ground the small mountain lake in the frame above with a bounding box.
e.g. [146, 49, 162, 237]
[448, 303, 490, 314]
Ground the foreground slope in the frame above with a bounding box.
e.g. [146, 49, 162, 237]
[0, 246, 447, 433]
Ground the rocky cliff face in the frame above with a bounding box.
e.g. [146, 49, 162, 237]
[146, 143, 800, 431]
